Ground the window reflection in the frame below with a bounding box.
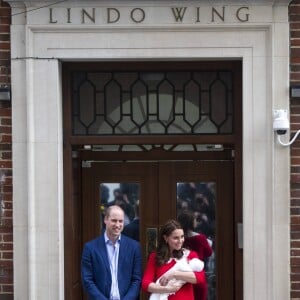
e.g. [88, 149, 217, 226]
[177, 182, 216, 300]
[100, 183, 140, 241]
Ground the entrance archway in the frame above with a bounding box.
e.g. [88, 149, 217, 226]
[63, 61, 243, 299]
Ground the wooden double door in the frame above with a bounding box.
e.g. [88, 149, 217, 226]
[81, 159, 238, 299]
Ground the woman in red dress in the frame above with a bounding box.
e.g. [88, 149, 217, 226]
[142, 219, 206, 299]
[177, 211, 213, 300]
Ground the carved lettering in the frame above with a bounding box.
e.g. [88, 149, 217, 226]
[236, 6, 249, 22]
[212, 7, 225, 22]
[196, 7, 200, 23]
[47, 6, 250, 25]
[82, 8, 95, 24]
[130, 8, 145, 23]
[171, 7, 187, 22]
[107, 8, 120, 23]
[49, 8, 58, 23]
[67, 8, 71, 23]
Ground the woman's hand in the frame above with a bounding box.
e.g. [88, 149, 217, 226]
[147, 280, 180, 294]
[159, 270, 176, 286]
[164, 283, 180, 294]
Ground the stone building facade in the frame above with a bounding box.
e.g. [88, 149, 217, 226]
[1, 0, 300, 299]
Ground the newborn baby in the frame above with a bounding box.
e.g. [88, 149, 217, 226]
[149, 256, 204, 300]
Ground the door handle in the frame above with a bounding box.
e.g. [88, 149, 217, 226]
[237, 223, 243, 249]
[146, 228, 158, 256]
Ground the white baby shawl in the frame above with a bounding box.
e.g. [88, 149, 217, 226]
[149, 252, 204, 300]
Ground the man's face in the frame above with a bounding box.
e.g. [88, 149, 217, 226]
[104, 207, 124, 239]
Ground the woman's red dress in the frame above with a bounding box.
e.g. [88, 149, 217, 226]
[142, 250, 207, 300]
[184, 234, 213, 300]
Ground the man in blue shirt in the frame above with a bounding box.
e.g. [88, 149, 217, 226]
[81, 205, 142, 300]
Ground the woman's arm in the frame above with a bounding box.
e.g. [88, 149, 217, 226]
[142, 253, 181, 294]
[159, 270, 197, 285]
[147, 282, 180, 294]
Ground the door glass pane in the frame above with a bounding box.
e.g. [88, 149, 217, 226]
[177, 182, 216, 300]
[72, 70, 233, 135]
[100, 183, 140, 241]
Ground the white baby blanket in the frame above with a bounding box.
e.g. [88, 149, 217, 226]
[149, 256, 204, 300]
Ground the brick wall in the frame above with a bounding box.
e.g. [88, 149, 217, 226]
[290, 1, 300, 299]
[0, 1, 297, 299]
[0, 0, 12, 299]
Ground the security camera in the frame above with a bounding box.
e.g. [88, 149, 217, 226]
[273, 109, 289, 135]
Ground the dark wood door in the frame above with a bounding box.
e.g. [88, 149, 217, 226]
[81, 160, 234, 300]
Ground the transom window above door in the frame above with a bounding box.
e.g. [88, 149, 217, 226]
[71, 69, 234, 135]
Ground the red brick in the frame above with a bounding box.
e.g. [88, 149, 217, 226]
[291, 30, 300, 38]
[1, 253, 12, 260]
[0, 261, 12, 268]
[291, 232, 300, 239]
[3, 176, 12, 183]
[291, 148, 300, 157]
[1, 202, 12, 210]
[291, 72, 300, 81]
[291, 257, 300, 265]
[0, 108, 11, 116]
[291, 264, 300, 273]
[2, 285, 13, 293]
[0, 8, 11, 18]
[0, 25, 9, 33]
[291, 105, 300, 113]
[0, 210, 12, 218]
[0, 34, 9, 42]
[292, 190, 300, 198]
[290, 15, 300, 21]
[1, 152, 11, 160]
[292, 223, 300, 230]
[292, 274, 300, 283]
[291, 57, 300, 64]
[1, 118, 11, 126]
[292, 199, 300, 206]
[0, 126, 10, 134]
[292, 174, 300, 183]
[291, 140, 300, 148]
[291, 64, 300, 71]
[291, 216, 300, 225]
[0, 275, 13, 285]
[0, 218, 13, 227]
[0, 52, 9, 59]
[0, 1, 12, 296]
[0, 16, 11, 26]
[291, 282, 300, 290]
[292, 157, 300, 165]
[0, 43, 9, 50]
[0, 161, 11, 169]
[1, 187, 12, 194]
[291, 291, 300, 298]
[292, 207, 300, 215]
[0, 243, 12, 251]
[1, 235, 12, 243]
[0, 135, 11, 143]
[0, 76, 11, 84]
[2, 196, 12, 203]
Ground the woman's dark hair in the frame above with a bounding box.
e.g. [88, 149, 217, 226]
[156, 219, 184, 266]
[177, 211, 194, 235]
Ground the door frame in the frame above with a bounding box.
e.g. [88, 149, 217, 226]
[64, 147, 243, 299]
[81, 159, 236, 299]
[62, 60, 243, 299]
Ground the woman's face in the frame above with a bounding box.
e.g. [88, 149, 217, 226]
[164, 229, 184, 252]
